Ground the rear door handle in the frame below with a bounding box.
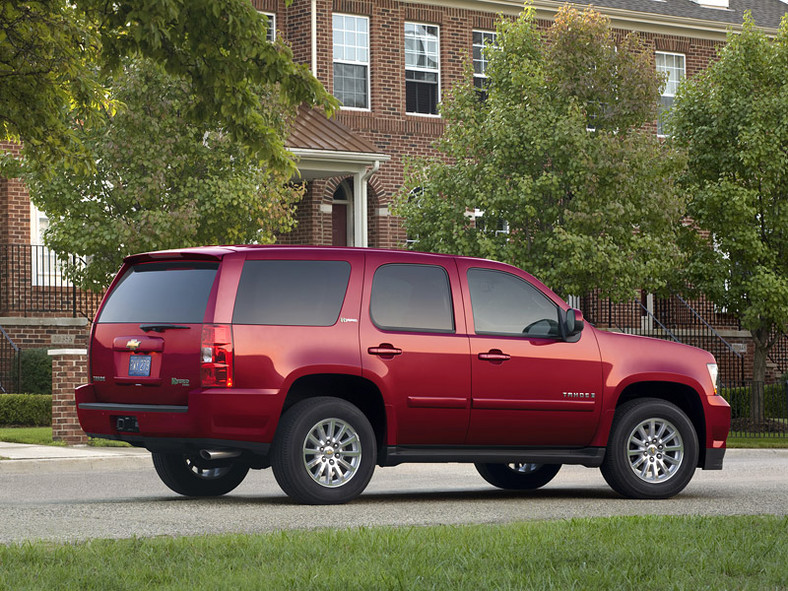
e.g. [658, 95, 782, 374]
[368, 344, 403, 357]
[478, 349, 511, 362]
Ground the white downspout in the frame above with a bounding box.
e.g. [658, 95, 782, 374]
[311, 0, 318, 75]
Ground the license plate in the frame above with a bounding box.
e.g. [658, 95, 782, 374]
[128, 355, 151, 377]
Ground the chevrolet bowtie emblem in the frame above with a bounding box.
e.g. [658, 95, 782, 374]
[126, 339, 141, 351]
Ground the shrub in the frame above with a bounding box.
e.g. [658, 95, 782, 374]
[20, 348, 52, 394]
[0, 394, 52, 426]
[722, 383, 788, 419]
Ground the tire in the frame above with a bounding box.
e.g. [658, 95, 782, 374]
[475, 462, 561, 490]
[271, 397, 377, 505]
[152, 452, 249, 497]
[600, 398, 699, 499]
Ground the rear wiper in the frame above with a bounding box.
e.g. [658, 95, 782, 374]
[139, 324, 190, 333]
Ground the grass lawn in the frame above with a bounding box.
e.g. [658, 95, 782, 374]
[0, 515, 786, 590]
[0, 427, 128, 447]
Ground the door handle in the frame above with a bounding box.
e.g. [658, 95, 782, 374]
[368, 344, 402, 357]
[478, 349, 511, 362]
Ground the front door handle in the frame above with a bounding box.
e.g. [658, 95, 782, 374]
[478, 349, 511, 362]
[368, 344, 403, 358]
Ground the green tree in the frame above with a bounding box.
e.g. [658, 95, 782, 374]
[394, 5, 686, 302]
[670, 13, 788, 421]
[1, 0, 333, 176]
[24, 59, 303, 290]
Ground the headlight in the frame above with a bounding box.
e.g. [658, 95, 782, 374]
[707, 363, 719, 395]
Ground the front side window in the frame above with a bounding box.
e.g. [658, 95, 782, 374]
[656, 51, 685, 136]
[472, 30, 497, 99]
[370, 264, 454, 333]
[333, 14, 370, 109]
[405, 23, 440, 115]
[467, 268, 560, 338]
[233, 260, 351, 326]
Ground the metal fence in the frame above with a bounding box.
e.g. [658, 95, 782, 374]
[721, 382, 788, 439]
[0, 325, 20, 394]
[0, 244, 103, 319]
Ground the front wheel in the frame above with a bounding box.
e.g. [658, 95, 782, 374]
[152, 452, 249, 497]
[271, 397, 376, 504]
[475, 462, 561, 490]
[600, 398, 699, 499]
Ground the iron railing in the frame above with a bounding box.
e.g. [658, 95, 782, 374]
[579, 291, 745, 385]
[0, 325, 20, 394]
[0, 244, 103, 319]
[722, 381, 788, 439]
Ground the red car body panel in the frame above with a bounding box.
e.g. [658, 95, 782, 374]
[77, 245, 730, 472]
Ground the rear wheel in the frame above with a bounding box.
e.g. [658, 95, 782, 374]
[152, 452, 249, 497]
[271, 397, 376, 505]
[475, 462, 561, 490]
[600, 398, 698, 499]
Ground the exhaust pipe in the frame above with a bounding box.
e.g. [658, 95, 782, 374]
[200, 449, 242, 461]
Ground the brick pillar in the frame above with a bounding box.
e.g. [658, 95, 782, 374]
[48, 349, 88, 445]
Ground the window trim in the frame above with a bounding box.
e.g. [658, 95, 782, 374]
[472, 29, 497, 98]
[404, 22, 441, 117]
[332, 13, 371, 111]
[655, 50, 685, 137]
[257, 11, 276, 42]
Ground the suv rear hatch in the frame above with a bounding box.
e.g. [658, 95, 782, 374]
[90, 258, 220, 406]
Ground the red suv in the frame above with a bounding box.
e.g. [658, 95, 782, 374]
[76, 246, 730, 504]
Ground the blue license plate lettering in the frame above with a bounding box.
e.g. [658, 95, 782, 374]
[128, 355, 151, 377]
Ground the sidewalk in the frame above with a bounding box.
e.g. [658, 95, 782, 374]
[0, 441, 151, 474]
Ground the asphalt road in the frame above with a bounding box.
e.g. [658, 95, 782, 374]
[0, 449, 786, 543]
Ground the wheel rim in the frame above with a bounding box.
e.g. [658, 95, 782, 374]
[185, 457, 232, 480]
[627, 418, 684, 484]
[507, 463, 542, 474]
[302, 417, 362, 488]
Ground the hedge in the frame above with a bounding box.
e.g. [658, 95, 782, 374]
[0, 394, 52, 427]
[721, 383, 788, 419]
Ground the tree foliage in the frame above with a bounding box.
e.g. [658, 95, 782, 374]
[670, 13, 788, 402]
[394, 6, 686, 301]
[24, 59, 303, 290]
[0, 0, 334, 175]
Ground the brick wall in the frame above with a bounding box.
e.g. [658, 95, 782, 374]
[49, 349, 88, 444]
[0, 141, 30, 245]
[0, 318, 90, 350]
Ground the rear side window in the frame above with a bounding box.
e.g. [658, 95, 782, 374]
[233, 260, 351, 326]
[467, 268, 560, 338]
[370, 264, 454, 333]
[97, 262, 219, 324]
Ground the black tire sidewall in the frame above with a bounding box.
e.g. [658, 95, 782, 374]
[152, 452, 249, 497]
[271, 397, 377, 504]
[601, 398, 699, 499]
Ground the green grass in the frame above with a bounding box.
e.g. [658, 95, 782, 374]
[0, 515, 786, 590]
[0, 427, 128, 447]
[728, 434, 788, 448]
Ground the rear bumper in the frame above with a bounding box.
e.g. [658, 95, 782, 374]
[76, 383, 281, 447]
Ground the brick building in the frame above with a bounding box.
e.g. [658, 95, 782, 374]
[2, 0, 788, 393]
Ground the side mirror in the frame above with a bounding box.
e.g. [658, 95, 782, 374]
[562, 308, 585, 340]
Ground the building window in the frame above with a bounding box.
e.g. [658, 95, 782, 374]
[656, 51, 685, 136]
[405, 23, 440, 115]
[472, 30, 497, 99]
[333, 14, 370, 110]
[29, 204, 72, 287]
[257, 11, 275, 42]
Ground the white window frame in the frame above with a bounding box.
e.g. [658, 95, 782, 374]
[258, 11, 275, 42]
[29, 203, 72, 287]
[405, 22, 440, 117]
[656, 51, 685, 137]
[472, 30, 497, 96]
[332, 13, 371, 111]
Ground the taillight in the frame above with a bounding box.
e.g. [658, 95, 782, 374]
[201, 324, 233, 388]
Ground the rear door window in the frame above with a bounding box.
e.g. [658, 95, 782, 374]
[233, 260, 351, 326]
[370, 264, 454, 333]
[97, 262, 218, 324]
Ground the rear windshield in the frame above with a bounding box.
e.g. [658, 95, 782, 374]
[233, 260, 351, 326]
[97, 261, 219, 324]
